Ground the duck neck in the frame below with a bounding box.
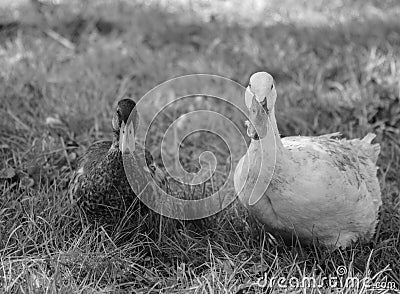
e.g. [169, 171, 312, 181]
[112, 130, 120, 149]
[243, 108, 285, 206]
[260, 108, 284, 158]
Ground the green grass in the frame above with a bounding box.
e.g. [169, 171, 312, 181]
[1, 0, 400, 293]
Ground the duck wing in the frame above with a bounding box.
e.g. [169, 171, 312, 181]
[77, 141, 111, 172]
[283, 132, 380, 165]
[282, 132, 381, 204]
[69, 141, 111, 203]
[69, 141, 166, 203]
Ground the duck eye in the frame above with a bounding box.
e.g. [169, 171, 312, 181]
[271, 84, 274, 90]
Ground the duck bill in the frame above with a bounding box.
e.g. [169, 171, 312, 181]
[246, 95, 269, 140]
[119, 121, 136, 154]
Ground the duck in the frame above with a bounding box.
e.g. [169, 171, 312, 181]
[234, 72, 382, 248]
[69, 98, 165, 224]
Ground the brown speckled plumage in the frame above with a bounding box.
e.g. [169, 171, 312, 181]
[69, 99, 163, 223]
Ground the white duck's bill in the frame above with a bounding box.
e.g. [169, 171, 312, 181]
[245, 86, 266, 109]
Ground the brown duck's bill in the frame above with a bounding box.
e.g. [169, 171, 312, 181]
[119, 121, 136, 154]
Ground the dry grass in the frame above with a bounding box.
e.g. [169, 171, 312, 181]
[0, 0, 399, 293]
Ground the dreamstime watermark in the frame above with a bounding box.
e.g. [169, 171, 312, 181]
[122, 74, 276, 220]
[250, 266, 398, 291]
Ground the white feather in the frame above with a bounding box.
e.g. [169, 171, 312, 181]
[234, 72, 382, 248]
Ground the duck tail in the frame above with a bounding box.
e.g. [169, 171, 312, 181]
[361, 133, 376, 144]
[361, 133, 380, 164]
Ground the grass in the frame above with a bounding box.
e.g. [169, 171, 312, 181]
[0, 0, 400, 293]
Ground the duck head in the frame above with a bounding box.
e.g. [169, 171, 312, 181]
[245, 72, 277, 140]
[112, 98, 138, 154]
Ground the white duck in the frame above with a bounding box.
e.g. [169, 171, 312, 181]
[234, 72, 382, 248]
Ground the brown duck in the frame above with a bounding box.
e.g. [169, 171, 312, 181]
[69, 99, 165, 223]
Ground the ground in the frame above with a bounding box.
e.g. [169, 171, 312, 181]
[0, 0, 399, 293]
